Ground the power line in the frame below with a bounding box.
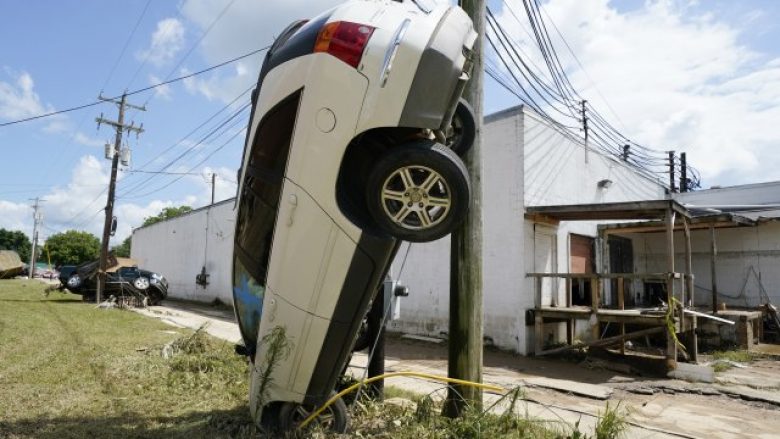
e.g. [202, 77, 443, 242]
[120, 125, 246, 200]
[101, 0, 153, 94]
[0, 46, 269, 128]
[125, 0, 239, 93]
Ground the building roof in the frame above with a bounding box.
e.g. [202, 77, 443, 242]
[525, 199, 689, 222]
[131, 197, 236, 233]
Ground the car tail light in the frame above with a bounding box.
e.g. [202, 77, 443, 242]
[314, 21, 375, 68]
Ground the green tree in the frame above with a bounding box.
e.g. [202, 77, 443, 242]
[112, 236, 132, 258]
[0, 228, 32, 262]
[45, 230, 101, 266]
[142, 206, 193, 227]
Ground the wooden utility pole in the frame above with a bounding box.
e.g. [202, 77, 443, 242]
[210, 173, 216, 205]
[28, 197, 44, 279]
[95, 93, 145, 304]
[445, 0, 484, 417]
[668, 151, 676, 193]
[581, 100, 589, 163]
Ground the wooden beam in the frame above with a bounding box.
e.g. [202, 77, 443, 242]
[524, 213, 560, 226]
[710, 225, 719, 315]
[537, 326, 665, 357]
[665, 208, 677, 367]
[590, 278, 600, 342]
[527, 272, 670, 280]
[618, 277, 625, 355]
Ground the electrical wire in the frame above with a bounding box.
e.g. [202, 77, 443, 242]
[0, 46, 269, 128]
[488, 1, 701, 189]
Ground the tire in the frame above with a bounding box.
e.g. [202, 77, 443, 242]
[132, 277, 150, 291]
[147, 289, 164, 306]
[278, 393, 348, 433]
[352, 317, 370, 352]
[444, 98, 476, 156]
[66, 274, 82, 289]
[366, 141, 471, 243]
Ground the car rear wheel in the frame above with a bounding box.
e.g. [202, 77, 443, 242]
[444, 98, 476, 156]
[366, 141, 470, 243]
[278, 393, 348, 433]
[132, 277, 150, 290]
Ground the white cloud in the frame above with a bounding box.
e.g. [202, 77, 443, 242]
[494, 0, 780, 185]
[138, 18, 186, 67]
[0, 155, 205, 245]
[149, 74, 173, 100]
[177, 0, 343, 103]
[74, 132, 105, 147]
[0, 70, 51, 120]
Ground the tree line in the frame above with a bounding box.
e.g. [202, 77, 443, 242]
[0, 205, 192, 267]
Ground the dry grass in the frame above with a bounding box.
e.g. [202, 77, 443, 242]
[0, 279, 252, 439]
[0, 280, 630, 439]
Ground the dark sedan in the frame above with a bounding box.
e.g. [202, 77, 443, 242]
[59, 258, 168, 305]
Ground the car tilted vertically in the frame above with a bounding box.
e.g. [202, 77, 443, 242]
[232, 0, 477, 432]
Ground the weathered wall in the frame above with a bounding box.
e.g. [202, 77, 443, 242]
[629, 221, 780, 308]
[391, 106, 667, 354]
[131, 200, 235, 304]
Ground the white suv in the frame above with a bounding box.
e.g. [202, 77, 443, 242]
[232, 0, 476, 432]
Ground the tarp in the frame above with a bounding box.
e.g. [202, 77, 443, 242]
[0, 250, 24, 279]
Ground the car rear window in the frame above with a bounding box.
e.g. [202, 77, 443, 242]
[235, 89, 302, 282]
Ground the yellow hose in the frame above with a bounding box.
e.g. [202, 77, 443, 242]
[299, 371, 505, 429]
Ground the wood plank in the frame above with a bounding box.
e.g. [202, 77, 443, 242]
[618, 277, 625, 355]
[537, 327, 665, 357]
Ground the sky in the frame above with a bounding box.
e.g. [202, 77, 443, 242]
[1, 0, 780, 246]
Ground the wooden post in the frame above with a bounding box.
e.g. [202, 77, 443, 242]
[618, 277, 625, 355]
[683, 218, 698, 361]
[665, 209, 677, 367]
[710, 225, 719, 315]
[565, 277, 573, 345]
[533, 276, 544, 354]
[590, 277, 600, 342]
[446, 0, 485, 416]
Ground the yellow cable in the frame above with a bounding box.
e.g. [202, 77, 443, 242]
[299, 371, 505, 429]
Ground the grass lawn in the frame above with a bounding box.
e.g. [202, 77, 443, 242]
[0, 280, 628, 439]
[0, 279, 253, 439]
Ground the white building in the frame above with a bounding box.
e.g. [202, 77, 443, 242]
[131, 105, 780, 355]
[386, 106, 666, 354]
[132, 199, 236, 304]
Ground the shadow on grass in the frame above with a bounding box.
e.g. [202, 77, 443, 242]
[0, 406, 258, 439]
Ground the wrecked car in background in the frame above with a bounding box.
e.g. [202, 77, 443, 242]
[0, 250, 24, 279]
[59, 256, 168, 305]
[232, 0, 476, 433]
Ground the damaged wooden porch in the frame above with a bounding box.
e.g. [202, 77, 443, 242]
[526, 200, 698, 369]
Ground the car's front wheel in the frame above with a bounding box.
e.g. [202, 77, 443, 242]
[366, 141, 470, 243]
[278, 393, 348, 433]
[132, 277, 150, 290]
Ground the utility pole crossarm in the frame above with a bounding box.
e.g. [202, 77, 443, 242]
[95, 116, 145, 134]
[98, 93, 147, 112]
